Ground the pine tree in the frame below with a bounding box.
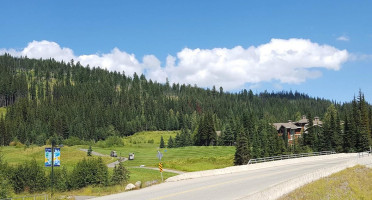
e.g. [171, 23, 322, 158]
[222, 123, 234, 146]
[159, 136, 165, 148]
[343, 115, 354, 152]
[87, 145, 92, 156]
[357, 92, 370, 151]
[234, 127, 251, 165]
[167, 136, 174, 148]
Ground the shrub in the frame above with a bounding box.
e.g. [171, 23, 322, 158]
[9, 138, 24, 147]
[111, 162, 130, 185]
[0, 155, 12, 198]
[0, 177, 13, 199]
[50, 167, 69, 192]
[63, 136, 85, 146]
[96, 136, 124, 148]
[69, 158, 109, 189]
[10, 160, 47, 193]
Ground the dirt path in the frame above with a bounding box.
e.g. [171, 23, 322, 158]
[79, 149, 127, 168]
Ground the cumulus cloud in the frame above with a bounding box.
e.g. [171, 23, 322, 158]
[337, 36, 349, 41]
[159, 38, 349, 90]
[0, 38, 349, 91]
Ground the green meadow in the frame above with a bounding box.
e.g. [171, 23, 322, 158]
[83, 131, 235, 172]
[0, 131, 235, 198]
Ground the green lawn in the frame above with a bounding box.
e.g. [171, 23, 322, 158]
[79, 131, 235, 172]
[279, 165, 372, 200]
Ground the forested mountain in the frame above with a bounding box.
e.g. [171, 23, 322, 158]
[0, 54, 371, 155]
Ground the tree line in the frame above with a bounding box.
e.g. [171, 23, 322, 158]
[0, 54, 346, 146]
[0, 54, 371, 162]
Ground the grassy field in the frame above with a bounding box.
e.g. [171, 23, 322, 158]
[0, 107, 6, 116]
[82, 131, 235, 172]
[0, 145, 114, 171]
[1, 131, 235, 198]
[279, 165, 372, 200]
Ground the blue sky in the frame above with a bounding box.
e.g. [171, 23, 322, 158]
[1, 1, 371, 103]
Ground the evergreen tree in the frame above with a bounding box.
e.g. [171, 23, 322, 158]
[222, 123, 234, 146]
[87, 145, 92, 156]
[343, 115, 354, 152]
[111, 162, 130, 185]
[234, 127, 251, 165]
[167, 136, 174, 148]
[357, 92, 370, 151]
[159, 136, 165, 148]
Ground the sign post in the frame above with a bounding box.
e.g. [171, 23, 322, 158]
[45, 142, 60, 197]
[157, 151, 163, 182]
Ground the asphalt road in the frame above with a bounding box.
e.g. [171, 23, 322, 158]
[91, 156, 359, 200]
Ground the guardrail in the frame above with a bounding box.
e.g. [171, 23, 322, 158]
[247, 151, 336, 164]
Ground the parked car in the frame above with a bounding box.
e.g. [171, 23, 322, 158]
[110, 150, 117, 157]
[129, 153, 135, 160]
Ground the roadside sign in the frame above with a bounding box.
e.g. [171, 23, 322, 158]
[54, 148, 60, 167]
[45, 148, 52, 167]
[159, 162, 163, 172]
[45, 148, 61, 167]
[157, 150, 163, 160]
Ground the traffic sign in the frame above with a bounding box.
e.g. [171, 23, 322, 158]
[159, 162, 163, 172]
[157, 150, 163, 160]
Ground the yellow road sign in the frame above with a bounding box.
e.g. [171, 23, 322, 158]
[159, 162, 163, 172]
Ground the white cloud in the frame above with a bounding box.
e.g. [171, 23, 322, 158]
[337, 36, 349, 41]
[0, 38, 349, 91]
[159, 38, 348, 90]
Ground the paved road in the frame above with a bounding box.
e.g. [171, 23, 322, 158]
[91, 155, 363, 200]
[79, 149, 127, 168]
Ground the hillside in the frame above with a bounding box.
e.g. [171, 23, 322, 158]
[0, 54, 371, 155]
[0, 55, 334, 139]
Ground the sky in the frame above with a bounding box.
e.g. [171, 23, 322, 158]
[1, 0, 371, 103]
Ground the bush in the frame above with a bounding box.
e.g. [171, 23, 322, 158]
[50, 167, 69, 192]
[9, 138, 24, 147]
[111, 162, 130, 185]
[0, 177, 13, 199]
[96, 136, 124, 148]
[147, 139, 154, 144]
[0, 155, 12, 198]
[10, 160, 47, 193]
[69, 157, 109, 189]
[63, 136, 85, 146]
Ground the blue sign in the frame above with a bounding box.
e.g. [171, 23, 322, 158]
[54, 148, 60, 167]
[45, 148, 61, 167]
[45, 148, 52, 167]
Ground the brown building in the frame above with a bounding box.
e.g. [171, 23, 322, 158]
[273, 115, 322, 145]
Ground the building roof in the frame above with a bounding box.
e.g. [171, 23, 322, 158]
[273, 123, 300, 130]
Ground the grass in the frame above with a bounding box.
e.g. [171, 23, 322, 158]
[80, 131, 235, 172]
[2, 131, 236, 198]
[279, 165, 372, 200]
[0, 107, 6, 116]
[53, 168, 177, 198]
[0, 145, 114, 171]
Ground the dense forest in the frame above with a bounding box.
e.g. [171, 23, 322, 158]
[0, 54, 371, 158]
